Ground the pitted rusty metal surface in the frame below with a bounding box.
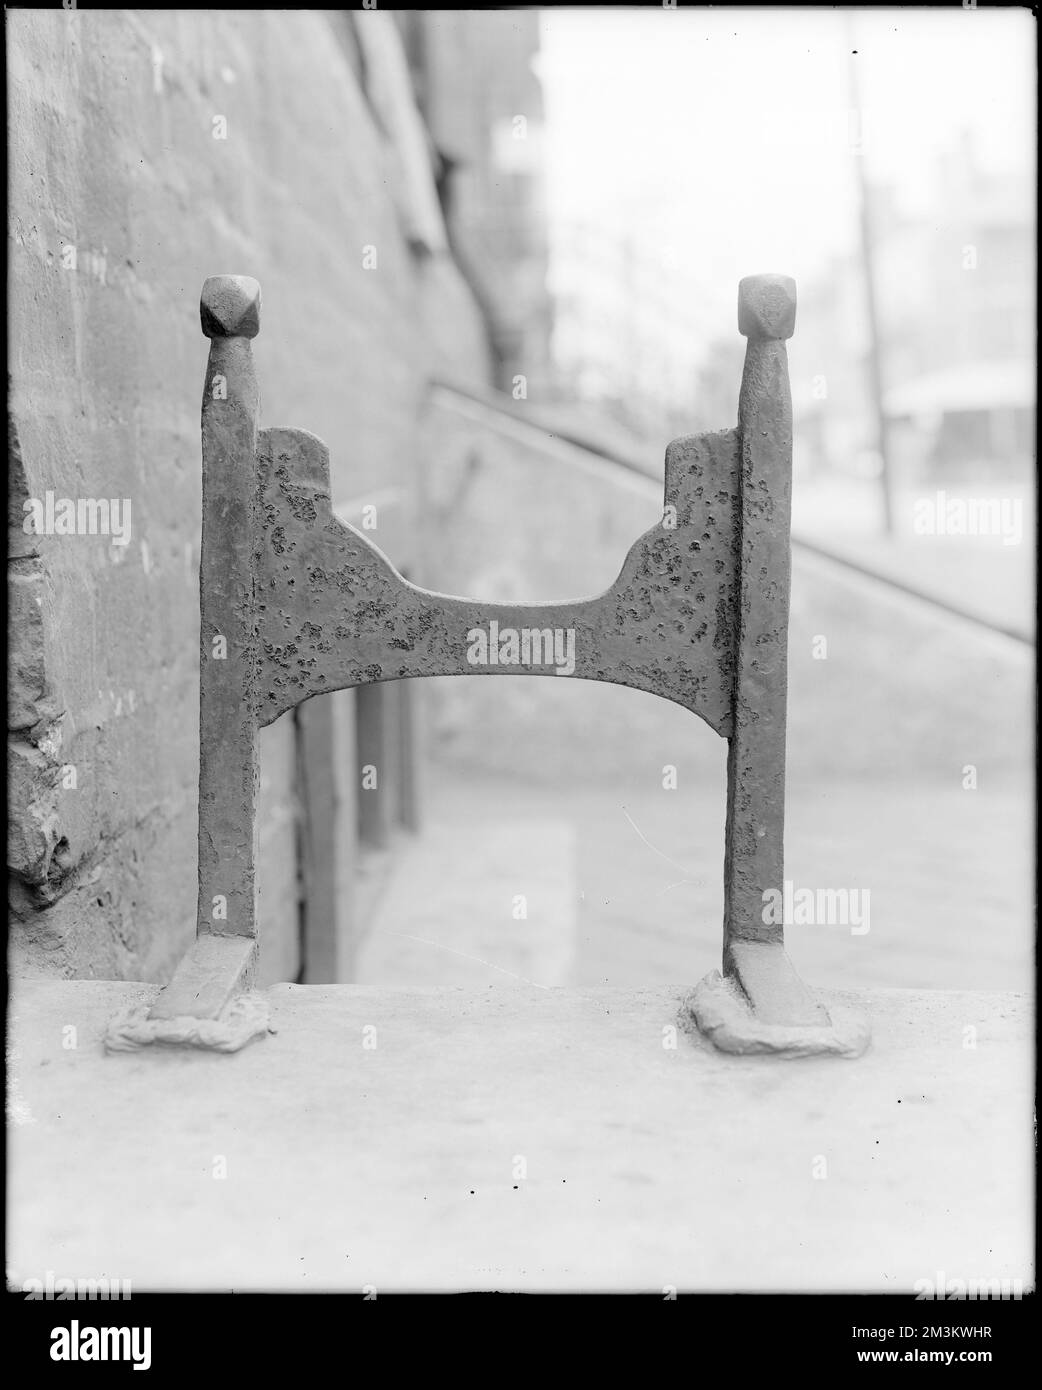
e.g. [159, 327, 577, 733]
[254, 426, 740, 736]
[190, 270, 840, 1040]
[197, 275, 262, 945]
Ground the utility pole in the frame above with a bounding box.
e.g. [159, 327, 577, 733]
[846, 17, 895, 535]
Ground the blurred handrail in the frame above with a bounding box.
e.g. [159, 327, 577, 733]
[429, 378, 1034, 649]
[789, 533, 1033, 649]
[428, 377, 661, 475]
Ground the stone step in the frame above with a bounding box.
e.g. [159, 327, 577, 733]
[7, 978, 1031, 1293]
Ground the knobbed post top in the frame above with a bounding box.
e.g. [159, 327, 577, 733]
[200, 275, 262, 339]
[737, 274, 796, 341]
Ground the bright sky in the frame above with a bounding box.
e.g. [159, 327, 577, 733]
[538, 6, 1034, 326]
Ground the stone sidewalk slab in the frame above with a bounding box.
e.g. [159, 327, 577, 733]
[6, 979, 1032, 1293]
[355, 820, 577, 986]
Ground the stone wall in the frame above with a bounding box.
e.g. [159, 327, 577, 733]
[8, 9, 491, 982]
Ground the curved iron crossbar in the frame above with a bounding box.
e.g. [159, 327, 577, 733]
[146, 270, 849, 1047]
[254, 425, 739, 733]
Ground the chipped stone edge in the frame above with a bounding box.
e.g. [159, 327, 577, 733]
[685, 970, 871, 1058]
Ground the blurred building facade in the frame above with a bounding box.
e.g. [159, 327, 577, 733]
[395, 9, 554, 397]
[795, 134, 1034, 490]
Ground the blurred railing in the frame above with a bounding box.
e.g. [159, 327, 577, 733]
[431, 379, 1033, 649]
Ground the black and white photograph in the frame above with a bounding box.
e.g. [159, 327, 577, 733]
[6, 0, 1035, 1353]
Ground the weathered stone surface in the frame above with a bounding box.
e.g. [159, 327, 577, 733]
[8, 978, 1032, 1290]
[7, 9, 493, 982]
[6, 562, 49, 732]
[7, 738, 64, 898]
